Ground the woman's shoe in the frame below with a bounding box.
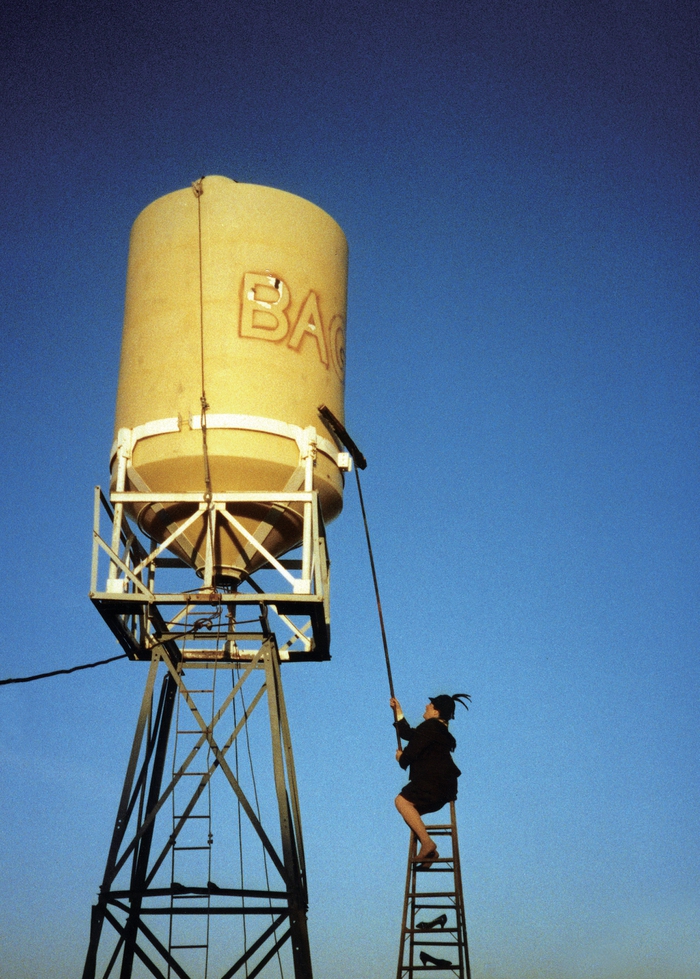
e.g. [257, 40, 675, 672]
[420, 951, 453, 967]
[416, 913, 448, 930]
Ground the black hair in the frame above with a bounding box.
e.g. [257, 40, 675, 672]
[429, 693, 471, 721]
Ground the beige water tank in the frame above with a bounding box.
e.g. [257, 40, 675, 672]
[112, 176, 348, 582]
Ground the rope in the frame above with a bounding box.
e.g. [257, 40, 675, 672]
[0, 654, 127, 685]
[192, 177, 213, 502]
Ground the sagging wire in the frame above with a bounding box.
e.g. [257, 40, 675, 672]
[0, 653, 128, 685]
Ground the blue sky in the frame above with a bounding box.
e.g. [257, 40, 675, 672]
[1, 2, 698, 977]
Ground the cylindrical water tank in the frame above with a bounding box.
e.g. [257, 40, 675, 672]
[112, 176, 348, 582]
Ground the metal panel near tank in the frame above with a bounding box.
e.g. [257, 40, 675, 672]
[112, 176, 348, 582]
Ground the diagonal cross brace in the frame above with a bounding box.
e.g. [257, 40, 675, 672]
[107, 648, 288, 886]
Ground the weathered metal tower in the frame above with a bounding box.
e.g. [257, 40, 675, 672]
[83, 177, 349, 979]
[83, 443, 342, 978]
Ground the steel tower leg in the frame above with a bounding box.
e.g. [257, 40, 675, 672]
[117, 672, 177, 979]
[83, 639, 313, 979]
[263, 638, 313, 979]
[83, 655, 173, 979]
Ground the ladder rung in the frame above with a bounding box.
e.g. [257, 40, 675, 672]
[410, 892, 456, 898]
[406, 967, 455, 973]
[413, 940, 459, 947]
[411, 855, 451, 863]
[174, 814, 209, 819]
[170, 943, 208, 949]
[410, 921, 455, 927]
[173, 845, 210, 851]
[399, 804, 467, 978]
[413, 904, 456, 910]
[400, 969, 456, 975]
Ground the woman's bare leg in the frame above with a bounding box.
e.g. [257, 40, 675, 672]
[395, 795, 437, 857]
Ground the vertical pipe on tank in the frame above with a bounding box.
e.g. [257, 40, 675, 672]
[109, 431, 130, 585]
[202, 503, 215, 588]
[301, 431, 316, 590]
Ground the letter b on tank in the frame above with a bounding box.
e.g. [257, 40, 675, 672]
[240, 273, 290, 341]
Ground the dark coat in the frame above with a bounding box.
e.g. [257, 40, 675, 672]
[395, 717, 461, 810]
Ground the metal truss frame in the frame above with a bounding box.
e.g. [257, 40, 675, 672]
[83, 426, 343, 976]
[83, 635, 312, 979]
[89, 426, 333, 661]
[90, 485, 331, 662]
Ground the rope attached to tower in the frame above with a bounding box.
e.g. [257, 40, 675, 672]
[193, 176, 213, 503]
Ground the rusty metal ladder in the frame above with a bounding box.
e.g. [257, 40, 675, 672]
[166, 648, 217, 977]
[396, 801, 472, 978]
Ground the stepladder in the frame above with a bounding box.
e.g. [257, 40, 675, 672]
[396, 801, 471, 978]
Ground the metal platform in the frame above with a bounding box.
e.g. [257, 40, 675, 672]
[90, 482, 332, 663]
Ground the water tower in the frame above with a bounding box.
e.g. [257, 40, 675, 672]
[83, 177, 349, 979]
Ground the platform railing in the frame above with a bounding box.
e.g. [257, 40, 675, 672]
[90, 483, 332, 662]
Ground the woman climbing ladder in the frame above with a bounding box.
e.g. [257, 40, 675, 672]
[390, 693, 471, 863]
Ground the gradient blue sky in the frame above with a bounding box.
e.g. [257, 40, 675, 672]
[1, 2, 698, 977]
